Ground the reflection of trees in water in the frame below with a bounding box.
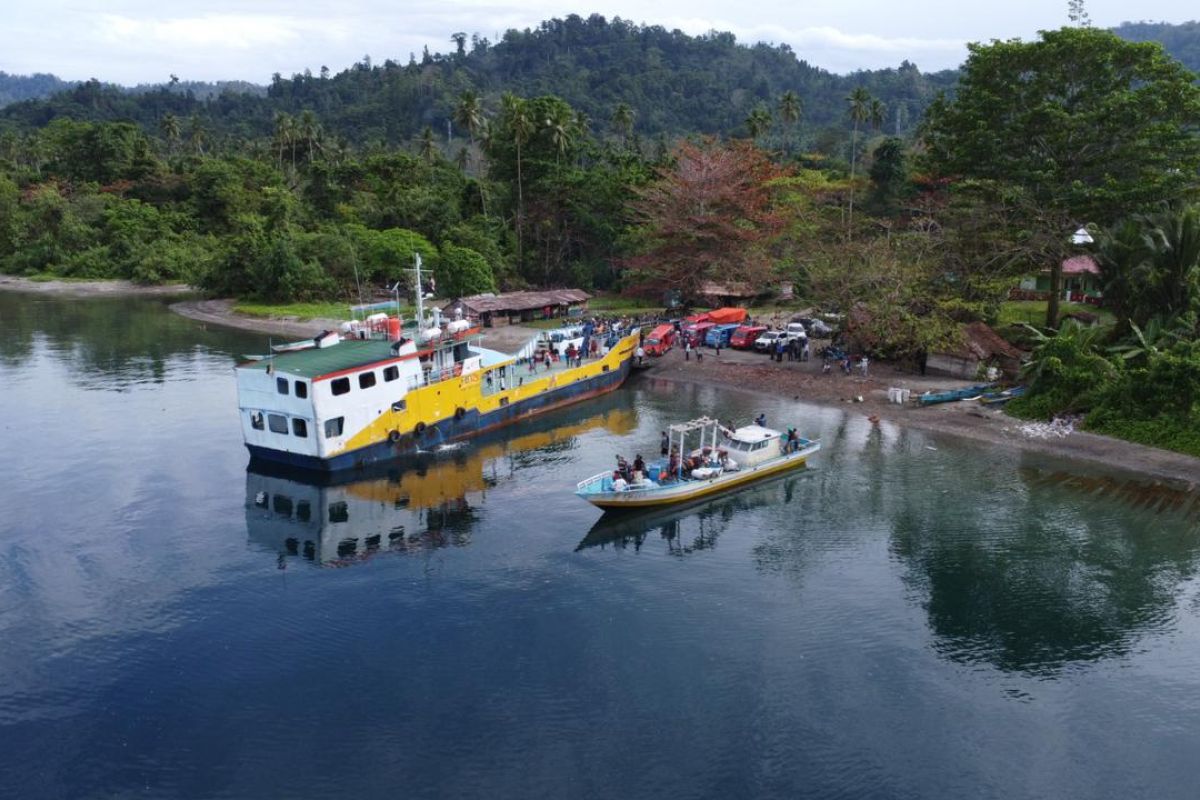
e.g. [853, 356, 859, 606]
[0, 293, 249, 381]
[889, 465, 1200, 675]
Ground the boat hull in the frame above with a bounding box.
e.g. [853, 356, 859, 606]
[580, 447, 815, 510]
[247, 354, 632, 472]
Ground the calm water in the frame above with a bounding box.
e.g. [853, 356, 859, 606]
[2, 292, 1200, 799]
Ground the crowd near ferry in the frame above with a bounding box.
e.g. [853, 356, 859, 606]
[236, 256, 639, 472]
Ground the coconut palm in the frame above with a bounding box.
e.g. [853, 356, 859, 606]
[417, 126, 437, 162]
[501, 93, 534, 264]
[611, 103, 634, 145]
[846, 87, 873, 232]
[544, 104, 574, 161]
[158, 112, 181, 157]
[778, 90, 802, 155]
[298, 109, 322, 164]
[745, 105, 772, 142]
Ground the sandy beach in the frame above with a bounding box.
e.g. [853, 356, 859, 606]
[0, 275, 194, 297]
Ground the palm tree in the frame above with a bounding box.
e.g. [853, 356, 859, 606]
[418, 126, 437, 162]
[1141, 204, 1200, 323]
[273, 112, 294, 170]
[298, 110, 322, 164]
[611, 103, 634, 145]
[846, 87, 872, 233]
[453, 89, 485, 172]
[1094, 217, 1149, 333]
[158, 112, 181, 157]
[745, 105, 772, 142]
[868, 98, 886, 133]
[186, 113, 208, 156]
[778, 91, 802, 155]
[450, 32, 467, 57]
[544, 104, 574, 161]
[501, 93, 534, 264]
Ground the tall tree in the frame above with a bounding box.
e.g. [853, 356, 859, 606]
[778, 90, 802, 155]
[623, 138, 784, 300]
[846, 87, 872, 233]
[499, 93, 534, 265]
[158, 112, 180, 157]
[611, 103, 634, 145]
[745, 105, 772, 143]
[922, 26, 1200, 328]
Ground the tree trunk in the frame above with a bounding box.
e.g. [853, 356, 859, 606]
[847, 120, 859, 235]
[1046, 259, 1062, 330]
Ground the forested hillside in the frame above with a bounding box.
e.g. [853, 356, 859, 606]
[0, 72, 74, 107]
[0, 15, 953, 146]
[1114, 20, 1200, 74]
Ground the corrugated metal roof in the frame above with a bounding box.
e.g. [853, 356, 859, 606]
[241, 339, 403, 379]
[443, 289, 591, 314]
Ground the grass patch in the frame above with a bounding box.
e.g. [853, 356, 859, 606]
[24, 273, 99, 283]
[233, 301, 367, 321]
[998, 300, 1115, 328]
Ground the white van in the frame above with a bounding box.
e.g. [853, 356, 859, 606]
[785, 322, 807, 341]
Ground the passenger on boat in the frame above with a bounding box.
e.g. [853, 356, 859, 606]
[786, 427, 799, 452]
[633, 454, 646, 475]
[616, 455, 632, 482]
[660, 431, 669, 456]
[755, 413, 767, 427]
[611, 471, 628, 492]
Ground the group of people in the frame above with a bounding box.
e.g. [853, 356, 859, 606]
[611, 453, 651, 490]
[768, 336, 810, 363]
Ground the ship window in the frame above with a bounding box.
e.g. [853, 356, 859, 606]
[292, 418, 308, 438]
[268, 414, 289, 434]
[329, 502, 349, 524]
[250, 411, 264, 430]
[324, 417, 344, 438]
[359, 371, 377, 389]
[276, 377, 289, 395]
[296, 501, 311, 522]
[331, 377, 350, 396]
[273, 495, 293, 516]
[337, 538, 357, 557]
[383, 365, 399, 382]
[294, 380, 308, 398]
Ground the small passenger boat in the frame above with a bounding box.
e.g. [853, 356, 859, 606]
[575, 416, 819, 511]
[918, 383, 995, 406]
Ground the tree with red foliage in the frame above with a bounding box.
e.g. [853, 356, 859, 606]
[622, 138, 784, 301]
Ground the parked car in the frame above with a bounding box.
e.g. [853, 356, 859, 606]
[785, 321, 808, 342]
[705, 323, 740, 348]
[730, 325, 767, 349]
[793, 317, 833, 337]
[754, 330, 786, 353]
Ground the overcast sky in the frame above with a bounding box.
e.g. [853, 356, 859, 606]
[3, 1, 1196, 85]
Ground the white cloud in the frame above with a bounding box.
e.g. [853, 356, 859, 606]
[97, 13, 353, 51]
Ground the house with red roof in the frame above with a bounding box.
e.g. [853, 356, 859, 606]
[1014, 255, 1103, 304]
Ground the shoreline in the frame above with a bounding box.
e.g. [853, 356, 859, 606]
[634, 349, 1200, 490]
[0, 275, 194, 297]
[17, 281, 1192, 490]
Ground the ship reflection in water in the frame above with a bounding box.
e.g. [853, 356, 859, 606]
[246, 397, 637, 566]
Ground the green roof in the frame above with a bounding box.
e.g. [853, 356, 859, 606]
[244, 340, 400, 379]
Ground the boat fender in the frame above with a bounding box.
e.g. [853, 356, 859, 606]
[414, 421, 427, 435]
[388, 429, 401, 444]
[454, 406, 466, 421]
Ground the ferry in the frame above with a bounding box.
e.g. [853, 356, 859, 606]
[236, 256, 639, 471]
[575, 416, 819, 511]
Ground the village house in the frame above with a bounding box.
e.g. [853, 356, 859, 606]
[1015, 255, 1104, 304]
[442, 290, 590, 327]
[926, 322, 1024, 380]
